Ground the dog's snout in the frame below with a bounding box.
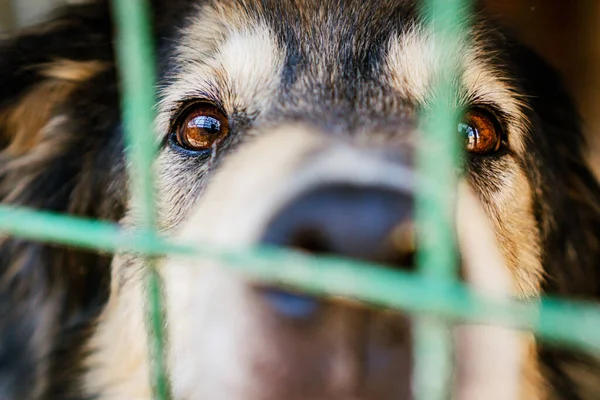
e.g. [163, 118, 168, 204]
[253, 183, 415, 398]
[262, 184, 415, 266]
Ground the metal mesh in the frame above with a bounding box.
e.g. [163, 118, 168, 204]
[1, 0, 599, 399]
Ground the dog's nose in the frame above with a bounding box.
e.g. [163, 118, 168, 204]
[260, 184, 414, 318]
[262, 184, 414, 264]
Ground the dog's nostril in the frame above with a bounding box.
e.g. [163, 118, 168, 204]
[289, 227, 334, 254]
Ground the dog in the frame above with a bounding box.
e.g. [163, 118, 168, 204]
[2, 0, 600, 399]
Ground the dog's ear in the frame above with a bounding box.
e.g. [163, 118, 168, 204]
[0, 3, 128, 398]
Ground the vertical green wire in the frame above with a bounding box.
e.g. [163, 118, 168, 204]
[415, 0, 471, 399]
[110, 1, 157, 229]
[111, 1, 170, 399]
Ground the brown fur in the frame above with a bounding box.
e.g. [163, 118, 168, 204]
[0, 60, 106, 156]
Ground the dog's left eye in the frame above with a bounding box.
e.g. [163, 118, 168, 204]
[459, 109, 502, 154]
[173, 103, 229, 151]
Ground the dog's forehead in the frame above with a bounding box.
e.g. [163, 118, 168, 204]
[158, 0, 528, 151]
[160, 0, 417, 114]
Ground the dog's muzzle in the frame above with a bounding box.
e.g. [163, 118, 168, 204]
[258, 183, 415, 398]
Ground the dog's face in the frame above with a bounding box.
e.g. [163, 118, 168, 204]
[3, 1, 600, 400]
[82, 1, 571, 399]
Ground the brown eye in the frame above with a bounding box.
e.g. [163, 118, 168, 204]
[175, 103, 229, 151]
[459, 109, 502, 154]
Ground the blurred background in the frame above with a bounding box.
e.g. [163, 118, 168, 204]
[483, 0, 600, 175]
[1, 0, 599, 173]
[0, 0, 68, 30]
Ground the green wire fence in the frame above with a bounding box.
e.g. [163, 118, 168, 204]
[1, 0, 600, 399]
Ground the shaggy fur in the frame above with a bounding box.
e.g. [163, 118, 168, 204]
[1, 0, 600, 399]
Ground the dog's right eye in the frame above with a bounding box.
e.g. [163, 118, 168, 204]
[173, 103, 230, 152]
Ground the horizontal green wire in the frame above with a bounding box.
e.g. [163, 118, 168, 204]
[0, 205, 179, 255]
[1, 204, 600, 352]
[219, 245, 600, 352]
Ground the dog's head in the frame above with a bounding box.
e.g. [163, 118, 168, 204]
[2, 1, 600, 399]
